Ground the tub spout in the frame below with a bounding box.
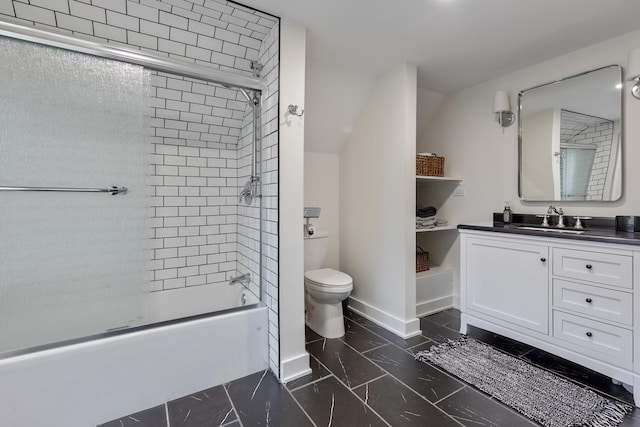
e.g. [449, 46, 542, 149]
[230, 272, 251, 287]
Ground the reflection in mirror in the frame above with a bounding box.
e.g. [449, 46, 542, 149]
[518, 65, 622, 201]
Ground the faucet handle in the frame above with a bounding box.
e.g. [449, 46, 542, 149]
[573, 216, 592, 230]
[536, 214, 550, 227]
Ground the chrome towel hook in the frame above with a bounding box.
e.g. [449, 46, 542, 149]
[287, 104, 304, 117]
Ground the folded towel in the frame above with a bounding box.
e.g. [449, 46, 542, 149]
[416, 216, 437, 229]
[416, 205, 437, 217]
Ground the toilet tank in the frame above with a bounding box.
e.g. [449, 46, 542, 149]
[304, 231, 329, 271]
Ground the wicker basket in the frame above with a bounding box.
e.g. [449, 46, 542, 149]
[416, 247, 430, 272]
[416, 154, 445, 177]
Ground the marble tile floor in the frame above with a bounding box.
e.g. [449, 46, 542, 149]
[100, 308, 640, 426]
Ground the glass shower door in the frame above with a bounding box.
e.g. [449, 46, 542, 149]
[0, 37, 149, 355]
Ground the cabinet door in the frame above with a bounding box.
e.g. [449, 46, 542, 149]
[466, 237, 549, 334]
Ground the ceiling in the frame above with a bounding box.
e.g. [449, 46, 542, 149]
[239, 0, 640, 152]
[242, 0, 640, 94]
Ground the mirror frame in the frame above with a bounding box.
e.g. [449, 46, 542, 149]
[517, 65, 623, 202]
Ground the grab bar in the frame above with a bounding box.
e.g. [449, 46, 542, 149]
[0, 185, 127, 195]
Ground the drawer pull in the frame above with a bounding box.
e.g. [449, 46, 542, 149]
[586, 331, 593, 337]
[585, 298, 592, 303]
[541, 257, 546, 262]
[586, 264, 592, 269]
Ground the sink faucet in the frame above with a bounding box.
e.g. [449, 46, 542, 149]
[547, 206, 565, 228]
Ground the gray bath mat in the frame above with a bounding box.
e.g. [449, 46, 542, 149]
[415, 337, 632, 427]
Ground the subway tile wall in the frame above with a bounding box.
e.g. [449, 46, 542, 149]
[0, 0, 282, 375]
[559, 110, 614, 201]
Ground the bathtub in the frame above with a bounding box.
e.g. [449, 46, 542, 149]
[0, 288, 268, 427]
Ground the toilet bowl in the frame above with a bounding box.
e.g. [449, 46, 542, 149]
[304, 230, 353, 338]
[304, 268, 353, 338]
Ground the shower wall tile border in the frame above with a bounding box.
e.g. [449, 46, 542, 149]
[0, 0, 282, 377]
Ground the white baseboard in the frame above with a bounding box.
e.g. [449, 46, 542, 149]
[347, 296, 421, 339]
[280, 352, 312, 383]
[416, 295, 453, 318]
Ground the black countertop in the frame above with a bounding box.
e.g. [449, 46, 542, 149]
[457, 213, 640, 247]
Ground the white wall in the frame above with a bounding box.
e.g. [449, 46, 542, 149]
[278, 19, 311, 382]
[419, 28, 640, 302]
[304, 152, 340, 270]
[340, 63, 420, 338]
[304, 57, 375, 153]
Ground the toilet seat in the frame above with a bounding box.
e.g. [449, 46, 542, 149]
[304, 268, 352, 289]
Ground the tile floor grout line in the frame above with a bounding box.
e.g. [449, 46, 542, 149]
[354, 342, 467, 426]
[284, 377, 320, 427]
[223, 379, 245, 427]
[294, 354, 393, 426]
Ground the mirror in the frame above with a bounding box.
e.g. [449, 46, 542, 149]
[518, 65, 622, 201]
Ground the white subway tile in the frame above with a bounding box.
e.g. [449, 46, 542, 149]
[186, 176, 207, 186]
[166, 100, 190, 112]
[164, 237, 186, 248]
[54, 12, 93, 33]
[140, 19, 170, 38]
[158, 38, 186, 56]
[91, 0, 126, 13]
[156, 165, 179, 176]
[169, 26, 198, 45]
[126, 1, 158, 21]
[186, 196, 207, 206]
[186, 235, 207, 246]
[155, 206, 179, 217]
[178, 266, 199, 277]
[179, 206, 200, 217]
[29, 0, 68, 13]
[186, 275, 207, 286]
[106, 10, 139, 31]
[186, 45, 211, 61]
[163, 196, 186, 207]
[196, 34, 223, 52]
[210, 51, 235, 68]
[0, 0, 14, 16]
[178, 246, 199, 257]
[127, 31, 158, 49]
[13, 2, 56, 25]
[141, 0, 171, 12]
[200, 263, 219, 275]
[186, 216, 207, 226]
[69, 0, 105, 22]
[163, 278, 186, 289]
[156, 108, 180, 120]
[174, 5, 201, 21]
[155, 268, 178, 280]
[164, 257, 186, 268]
[186, 255, 207, 266]
[159, 10, 187, 29]
[164, 176, 186, 186]
[156, 247, 178, 259]
[93, 21, 127, 42]
[186, 157, 207, 167]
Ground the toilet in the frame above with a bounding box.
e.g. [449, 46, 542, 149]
[304, 230, 353, 338]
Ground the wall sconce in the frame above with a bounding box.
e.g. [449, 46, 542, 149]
[627, 48, 640, 99]
[493, 90, 515, 128]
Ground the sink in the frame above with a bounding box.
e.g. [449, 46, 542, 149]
[517, 226, 585, 235]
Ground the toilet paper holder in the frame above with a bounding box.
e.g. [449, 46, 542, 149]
[304, 207, 321, 235]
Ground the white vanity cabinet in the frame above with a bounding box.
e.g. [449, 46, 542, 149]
[459, 229, 640, 406]
[465, 237, 549, 334]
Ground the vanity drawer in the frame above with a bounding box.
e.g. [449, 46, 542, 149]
[552, 279, 632, 326]
[552, 248, 632, 289]
[553, 311, 632, 363]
